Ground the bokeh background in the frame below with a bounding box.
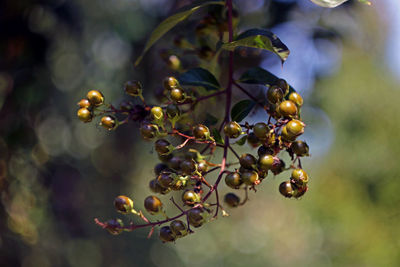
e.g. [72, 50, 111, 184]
[1, 0, 400, 266]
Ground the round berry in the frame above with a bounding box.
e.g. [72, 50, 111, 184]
[247, 132, 260, 147]
[154, 163, 169, 176]
[168, 156, 182, 170]
[157, 172, 174, 188]
[258, 154, 275, 170]
[124, 80, 142, 96]
[149, 179, 170, 195]
[291, 141, 309, 157]
[224, 193, 240, 207]
[77, 108, 93, 123]
[197, 160, 209, 173]
[166, 104, 180, 118]
[193, 124, 210, 140]
[239, 153, 257, 169]
[271, 159, 285, 175]
[180, 159, 197, 175]
[187, 208, 206, 228]
[253, 122, 270, 140]
[224, 121, 242, 138]
[170, 88, 185, 103]
[267, 85, 284, 104]
[106, 218, 124, 235]
[170, 220, 187, 237]
[241, 170, 259, 185]
[278, 100, 298, 118]
[144, 195, 163, 214]
[140, 123, 158, 140]
[225, 172, 242, 189]
[86, 90, 104, 107]
[114, 195, 134, 214]
[182, 190, 201, 205]
[151, 106, 164, 120]
[279, 181, 295, 198]
[77, 98, 91, 108]
[276, 78, 289, 96]
[100, 116, 116, 130]
[288, 92, 303, 107]
[291, 168, 309, 186]
[159, 226, 176, 242]
[257, 146, 273, 157]
[281, 126, 297, 142]
[155, 139, 171, 155]
[286, 119, 305, 137]
[163, 77, 179, 91]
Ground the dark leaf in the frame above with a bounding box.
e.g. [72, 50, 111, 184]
[231, 100, 256, 122]
[239, 67, 296, 96]
[178, 68, 220, 91]
[134, 1, 225, 66]
[221, 28, 290, 64]
[212, 128, 224, 145]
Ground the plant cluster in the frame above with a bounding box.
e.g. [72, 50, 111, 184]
[77, 0, 311, 243]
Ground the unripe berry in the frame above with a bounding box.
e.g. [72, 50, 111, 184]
[278, 100, 298, 118]
[159, 226, 176, 242]
[166, 104, 180, 118]
[271, 159, 285, 175]
[187, 208, 206, 228]
[180, 159, 197, 175]
[193, 124, 210, 140]
[281, 126, 297, 142]
[149, 179, 170, 195]
[182, 190, 201, 205]
[225, 172, 243, 189]
[239, 153, 257, 169]
[170, 88, 185, 103]
[224, 121, 242, 138]
[257, 146, 273, 157]
[77, 108, 93, 123]
[163, 77, 180, 91]
[151, 106, 164, 120]
[106, 218, 124, 235]
[114, 195, 134, 214]
[286, 119, 305, 136]
[140, 123, 158, 140]
[100, 116, 116, 130]
[291, 140, 310, 157]
[241, 170, 259, 185]
[124, 80, 142, 96]
[144, 195, 163, 214]
[247, 132, 260, 147]
[86, 90, 104, 107]
[267, 85, 284, 104]
[197, 160, 209, 173]
[77, 98, 91, 108]
[224, 193, 240, 207]
[157, 172, 174, 188]
[279, 181, 295, 198]
[291, 168, 309, 186]
[288, 92, 303, 107]
[276, 78, 289, 96]
[155, 139, 171, 155]
[258, 154, 275, 170]
[170, 220, 188, 237]
[253, 122, 270, 140]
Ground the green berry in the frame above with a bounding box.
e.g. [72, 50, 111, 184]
[163, 77, 179, 91]
[276, 78, 289, 96]
[114, 195, 134, 214]
[291, 141, 309, 157]
[170, 88, 185, 103]
[77, 108, 93, 123]
[225, 172, 243, 189]
[170, 220, 188, 237]
[193, 124, 210, 140]
[182, 190, 201, 205]
[253, 122, 270, 140]
[288, 92, 303, 107]
[279, 181, 295, 198]
[291, 168, 309, 186]
[151, 106, 164, 121]
[278, 100, 298, 118]
[241, 170, 259, 185]
[267, 85, 284, 104]
[224, 121, 242, 138]
[224, 193, 240, 207]
[100, 115, 117, 130]
[286, 119, 305, 137]
[258, 154, 275, 170]
[239, 153, 257, 169]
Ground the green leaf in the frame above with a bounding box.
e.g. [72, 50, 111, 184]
[134, 1, 225, 66]
[178, 68, 220, 91]
[239, 67, 296, 95]
[231, 100, 256, 122]
[221, 28, 290, 64]
[212, 128, 224, 145]
[235, 135, 247, 146]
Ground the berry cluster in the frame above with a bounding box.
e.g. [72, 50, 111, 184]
[80, 0, 311, 243]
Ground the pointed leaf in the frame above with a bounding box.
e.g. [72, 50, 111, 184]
[134, 1, 225, 66]
[178, 68, 220, 91]
[221, 28, 290, 63]
[239, 67, 296, 95]
[231, 100, 256, 122]
[212, 128, 224, 145]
